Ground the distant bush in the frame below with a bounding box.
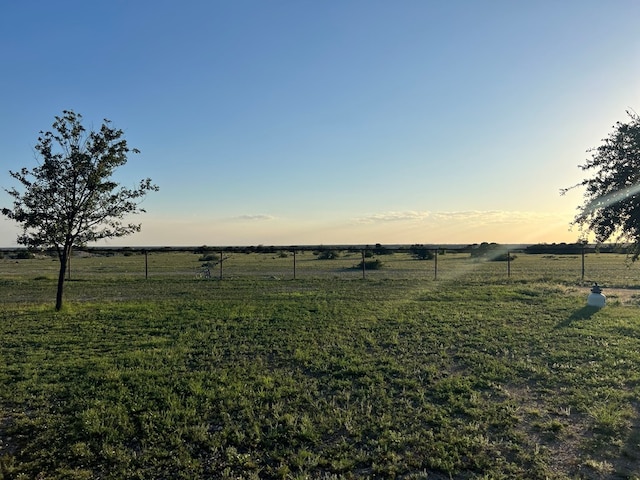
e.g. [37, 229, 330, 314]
[469, 242, 518, 261]
[524, 242, 617, 255]
[409, 244, 434, 260]
[316, 249, 340, 260]
[199, 253, 219, 262]
[491, 253, 517, 262]
[470, 242, 503, 260]
[15, 250, 35, 259]
[355, 259, 384, 270]
[373, 243, 393, 255]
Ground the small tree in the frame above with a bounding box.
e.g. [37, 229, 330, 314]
[562, 111, 640, 259]
[2, 110, 158, 310]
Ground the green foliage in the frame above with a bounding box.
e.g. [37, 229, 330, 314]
[355, 259, 384, 270]
[15, 250, 35, 259]
[1, 110, 158, 310]
[470, 242, 514, 261]
[198, 253, 219, 262]
[315, 249, 340, 260]
[491, 253, 517, 262]
[373, 243, 393, 255]
[563, 111, 640, 259]
[409, 244, 434, 260]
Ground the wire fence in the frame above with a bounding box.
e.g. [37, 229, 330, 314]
[2, 246, 639, 288]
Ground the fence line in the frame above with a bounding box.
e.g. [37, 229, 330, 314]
[2, 245, 637, 287]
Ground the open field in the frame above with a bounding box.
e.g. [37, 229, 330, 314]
[2, 251, 640, 479]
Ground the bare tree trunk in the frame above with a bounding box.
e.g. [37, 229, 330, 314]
[56, 246, 69, 311]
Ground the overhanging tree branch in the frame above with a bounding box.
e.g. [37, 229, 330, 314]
[564, 110, 640, 259]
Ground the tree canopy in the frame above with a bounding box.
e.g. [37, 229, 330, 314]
[563, 111, 640, 259]
[2, 110, 158, 309]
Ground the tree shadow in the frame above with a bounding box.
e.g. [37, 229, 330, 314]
[555, 306, 601, 329]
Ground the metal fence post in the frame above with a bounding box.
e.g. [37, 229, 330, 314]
[434, 248, 438, 280]
[293, 249, 296, 280]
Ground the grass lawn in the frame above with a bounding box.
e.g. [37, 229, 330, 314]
[1, 252, 640, 479]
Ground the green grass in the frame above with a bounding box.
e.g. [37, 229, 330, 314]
[1, 252, 640, 478]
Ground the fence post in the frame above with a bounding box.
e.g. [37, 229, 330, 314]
[581, 243, 585, 280]
[220, 250, 223, 280]
[362, 249, 366, 279]
[507, 250, 511, 278]
[434, 248, 438, 280]
[293, 249, 296, 280]
[144, 250, 148, 279]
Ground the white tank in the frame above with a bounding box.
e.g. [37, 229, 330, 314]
[587, 283, 606, 308]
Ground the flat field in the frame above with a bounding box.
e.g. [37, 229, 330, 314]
[1, 251, 640, 479]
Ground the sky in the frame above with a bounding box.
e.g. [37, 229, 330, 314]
[1, 0, 639, 247]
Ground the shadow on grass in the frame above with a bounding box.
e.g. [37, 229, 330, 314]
[617, 402, 640, 477]
[556, 305, 601, 329]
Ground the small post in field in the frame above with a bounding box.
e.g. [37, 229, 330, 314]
[581, 243, 585, 280]
[362, 249, 366, 279]
[293, 249, 296, 280]
[144, 250, 148, 279]
[434, 248, 438, 280]
[219, 250, 223, 279]
[507, 250, 511, 278]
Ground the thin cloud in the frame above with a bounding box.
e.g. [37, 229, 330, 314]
[432, 210, 560, 224]
[356, 210, 566, 225]
[355, 211, 431, 223]
[230, 214, 276, 222]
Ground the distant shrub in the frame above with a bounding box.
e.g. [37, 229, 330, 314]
[470, 242, 516, 261]
[199, 253, 219, 262]
[316, 249, 340, 260]
[256, 245, 277, 254]
[373, 243, 393, 255]
[355, 259, 384, 270]
[470, 242, 501, 260]
[491, 253, 517, 262]
[409, 244, 434, 260]
[15, 250, 35, 259]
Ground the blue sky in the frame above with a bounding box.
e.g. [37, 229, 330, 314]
[1, 1, 639, 246]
